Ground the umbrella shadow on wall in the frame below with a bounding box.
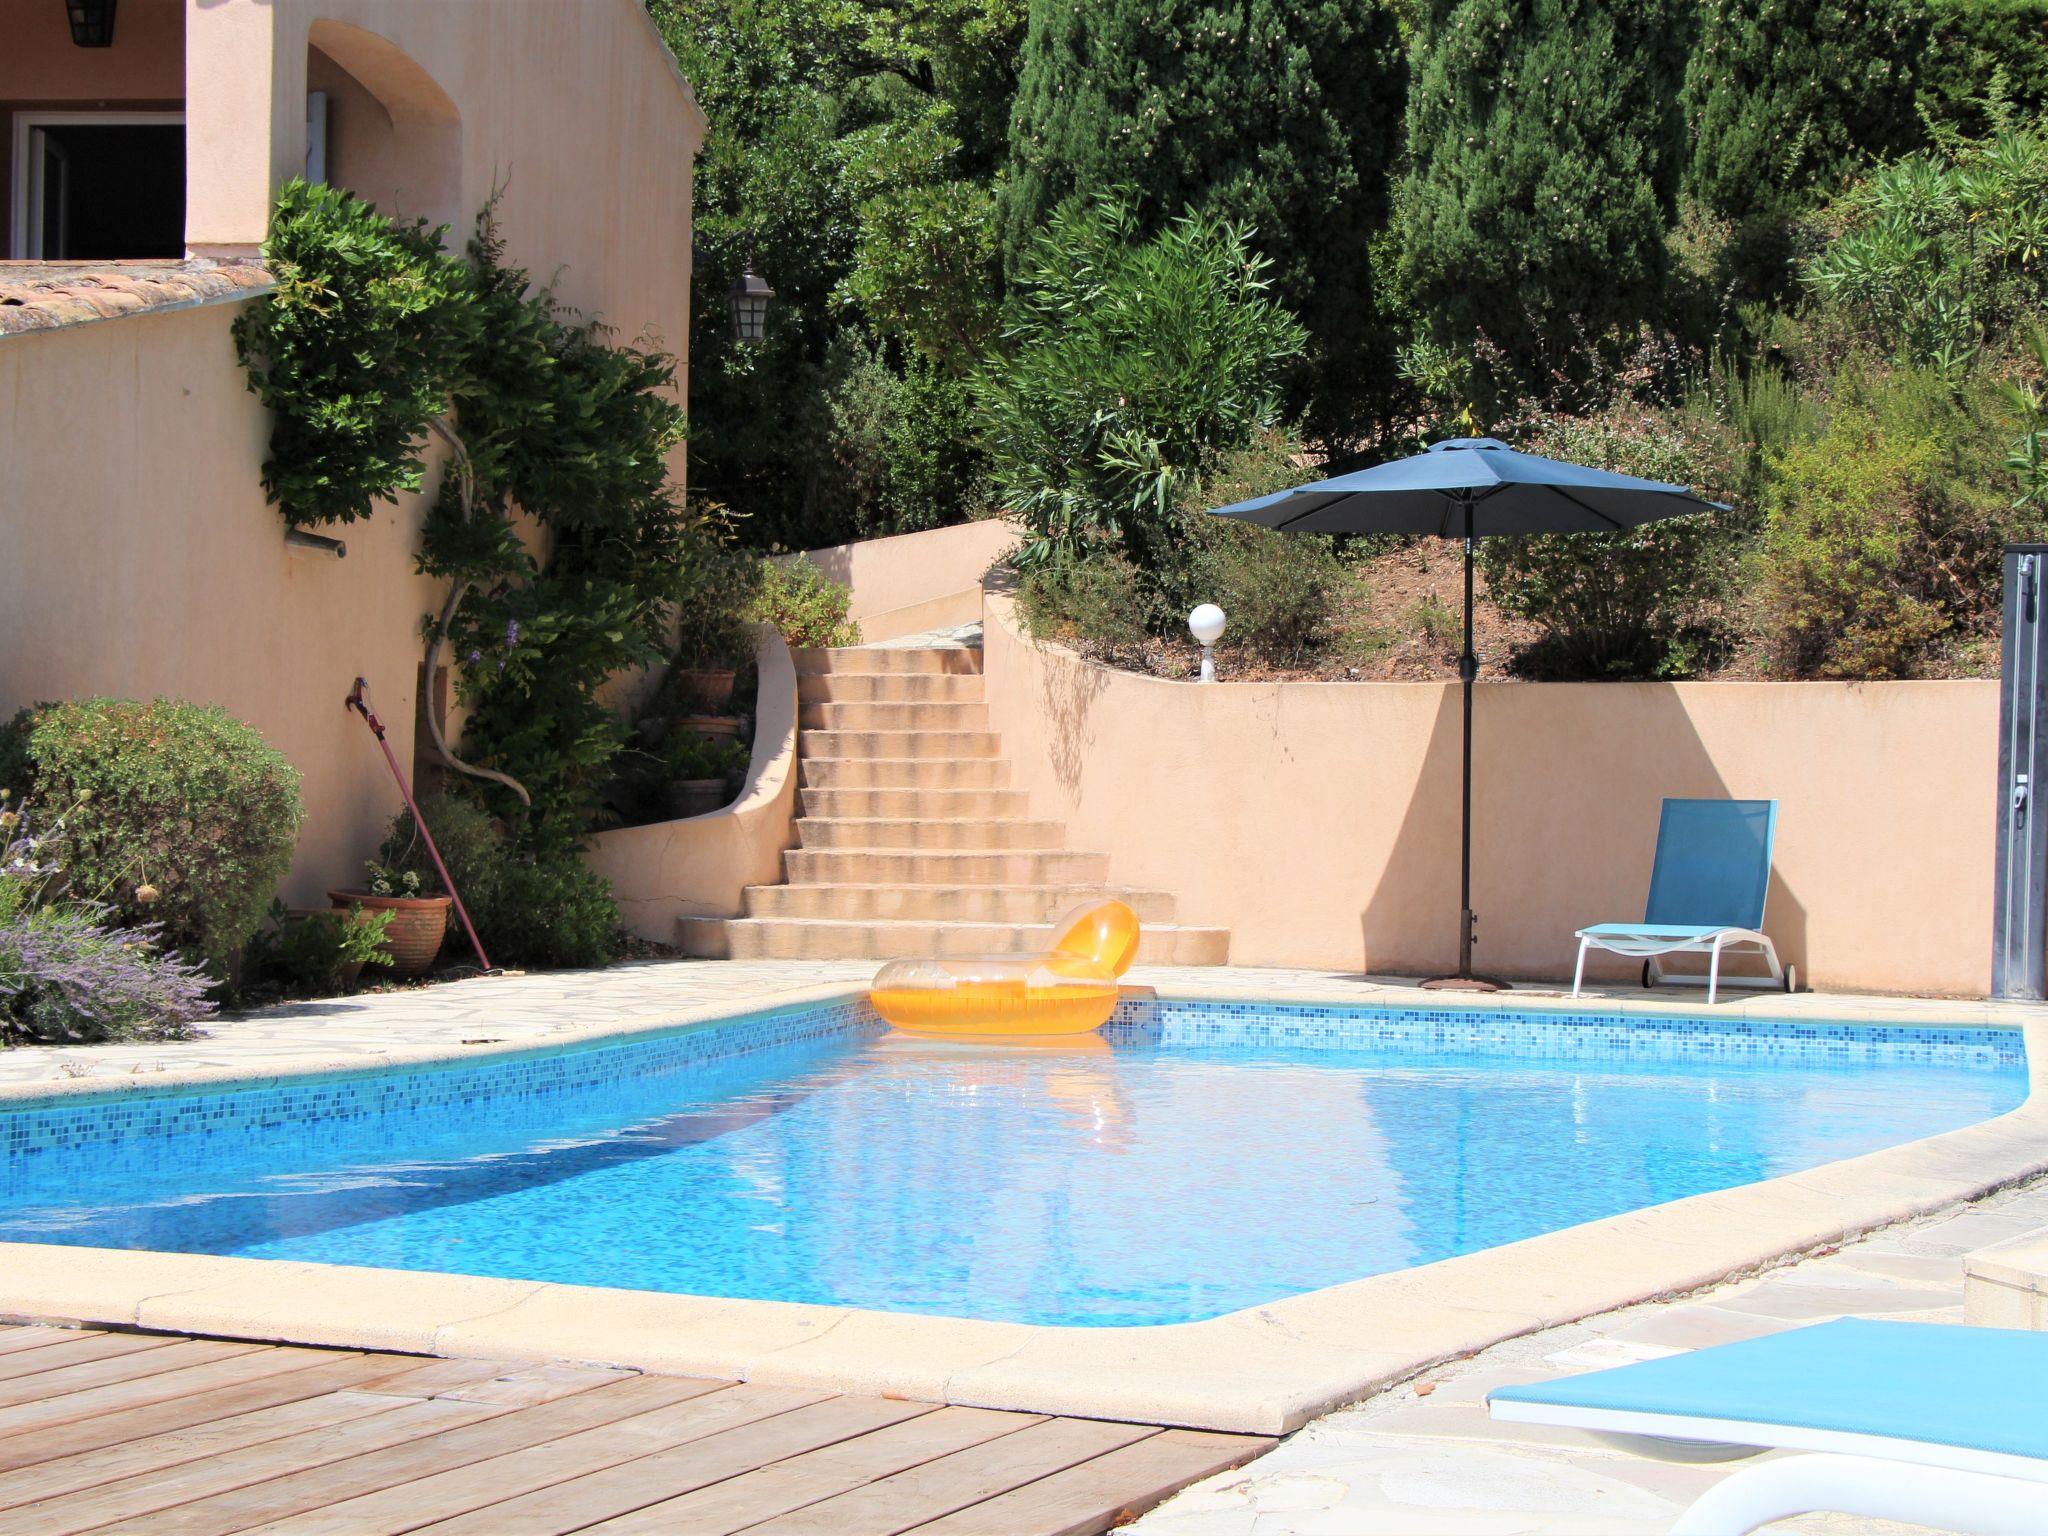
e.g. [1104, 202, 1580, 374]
[1359, 681, 1807, 989]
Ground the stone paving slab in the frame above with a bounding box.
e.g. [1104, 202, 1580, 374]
[1126, 1177, 2048, 1535]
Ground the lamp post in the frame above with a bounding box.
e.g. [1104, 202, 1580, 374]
[1189, 604, 1225, 683]
[726, 263, 774, 345]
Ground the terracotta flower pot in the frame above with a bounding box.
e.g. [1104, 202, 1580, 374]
[671, 668, 737, 712]
[675, 714, 744, 740]
[663, 778, 729, 820]
[329, 889, 451, 978]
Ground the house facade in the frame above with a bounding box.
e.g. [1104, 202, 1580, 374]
[0, 0, 705, 900]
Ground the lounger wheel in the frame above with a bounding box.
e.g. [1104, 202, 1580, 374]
[1641, 960, 1654, 990]
[1783, 963, 1796, 994]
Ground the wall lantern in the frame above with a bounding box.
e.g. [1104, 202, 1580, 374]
[65, 0, 116, 47]
[1189, 604, 1226, 682]
[727, 263, 775, 345]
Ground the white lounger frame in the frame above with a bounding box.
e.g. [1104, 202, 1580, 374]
[1490, 1398, 2048, 1536]
[1571, 927, 1786, 1005]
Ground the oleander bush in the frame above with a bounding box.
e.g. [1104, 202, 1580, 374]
[0, 699, 302, 971]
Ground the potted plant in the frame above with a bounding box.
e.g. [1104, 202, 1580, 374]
[328, 861, 452, 978]
[659, 732, 751, 820]
[664, 542, 760, 714]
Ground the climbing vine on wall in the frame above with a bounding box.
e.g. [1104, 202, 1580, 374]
[237, 181, 710, 854]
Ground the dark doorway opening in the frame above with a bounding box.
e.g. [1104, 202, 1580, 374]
[23, 121, 184, 260]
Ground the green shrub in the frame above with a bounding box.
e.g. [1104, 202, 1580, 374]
[380, 794, 619, 970]
[0, 700, 302, 969]
[1750, 414, 1965, 677]
[241, 901, 395, 999]
[1156, 434, 1355, 666]
[750, 560, 861, 648]
[670, 521, 763, 669]
[1918, 0, 2048, 139]
[1478, 410, 1742, 679]
[1016, 554, 1153, 664]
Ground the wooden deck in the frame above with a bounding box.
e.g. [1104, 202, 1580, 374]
[0, 1323, 1269, 1534]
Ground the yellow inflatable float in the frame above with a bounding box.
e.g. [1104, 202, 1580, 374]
[869, 899, 1140, 1037]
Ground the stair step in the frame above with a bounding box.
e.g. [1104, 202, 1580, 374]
[745, 883, 1180, 923]
[797, 817, 1066, 851]
[798, 700, 989, 732]
[800, 757, 1011, 790]
[793, 647, 983, 677]
[798, 673, 985, 704]
[677, 916, 1229, 965]
[799, 787, 1029, 819]
[800, 730, 1000, 760]
[784, 848, 1111, 886]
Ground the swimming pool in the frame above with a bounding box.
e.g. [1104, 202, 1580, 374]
[0, 999, 2026, 1327]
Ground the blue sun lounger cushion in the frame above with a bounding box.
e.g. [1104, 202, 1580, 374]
[1489, 1318, 2048, 1471]
[1489, 1320, 2048, 1532]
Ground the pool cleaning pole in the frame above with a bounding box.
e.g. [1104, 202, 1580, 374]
[346, 679, 495, 975]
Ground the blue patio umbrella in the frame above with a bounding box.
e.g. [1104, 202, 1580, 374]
[1209, 438, 1724, 988]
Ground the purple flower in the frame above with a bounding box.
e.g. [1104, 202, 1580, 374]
[0, 907, 215, 1044]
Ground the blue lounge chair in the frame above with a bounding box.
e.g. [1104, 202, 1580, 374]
[1489, 1319, 2048, 1535]
[1573, 798, 1790, 1004]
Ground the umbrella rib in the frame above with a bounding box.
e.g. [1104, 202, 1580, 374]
[1265, 496, 1341, 533]
[1547, 485, 1629, 532]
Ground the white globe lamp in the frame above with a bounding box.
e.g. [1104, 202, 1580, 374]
[1189, 604, 1226, 682]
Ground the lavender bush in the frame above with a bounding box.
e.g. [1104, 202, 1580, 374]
[0, 800, 214, 1044]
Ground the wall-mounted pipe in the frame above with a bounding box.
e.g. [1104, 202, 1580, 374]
[284, 528, 347, 559]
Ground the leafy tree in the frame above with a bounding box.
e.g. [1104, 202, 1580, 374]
[1683, 0, 1921, 225]
[1680, 0, 1921, 300]
[974, 197, 1306, 572]
[1000, 0, 1405, 441]
[1394, 0, 1692, 407]
[1918, 0, 2048, 139]
[651, 0, 1022, 546]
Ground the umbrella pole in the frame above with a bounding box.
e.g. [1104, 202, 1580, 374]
[1459, 504, 1476, 978]
[1423, 495, 1508, 991]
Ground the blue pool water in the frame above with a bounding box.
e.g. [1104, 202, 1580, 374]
[0, 1001, 2027, 1325]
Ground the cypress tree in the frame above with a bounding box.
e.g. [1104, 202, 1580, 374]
[1000, 0, 1406, 441]
[1395, 0, 1691, 404]
[1683, 0, 1923, 227]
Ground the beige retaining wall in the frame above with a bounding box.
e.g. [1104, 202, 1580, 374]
[982, 593, 1996, 995]
[789, 520, 1018, 642]
[587, 624, 800, 940]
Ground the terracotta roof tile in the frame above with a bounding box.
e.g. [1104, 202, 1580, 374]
[0, 260, 272, 336]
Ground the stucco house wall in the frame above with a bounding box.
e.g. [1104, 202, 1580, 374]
[982, 592, 1997, 995]
[0, 0, 703, 903]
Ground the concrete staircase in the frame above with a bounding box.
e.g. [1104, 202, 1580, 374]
[677, 644, 1230, 964]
